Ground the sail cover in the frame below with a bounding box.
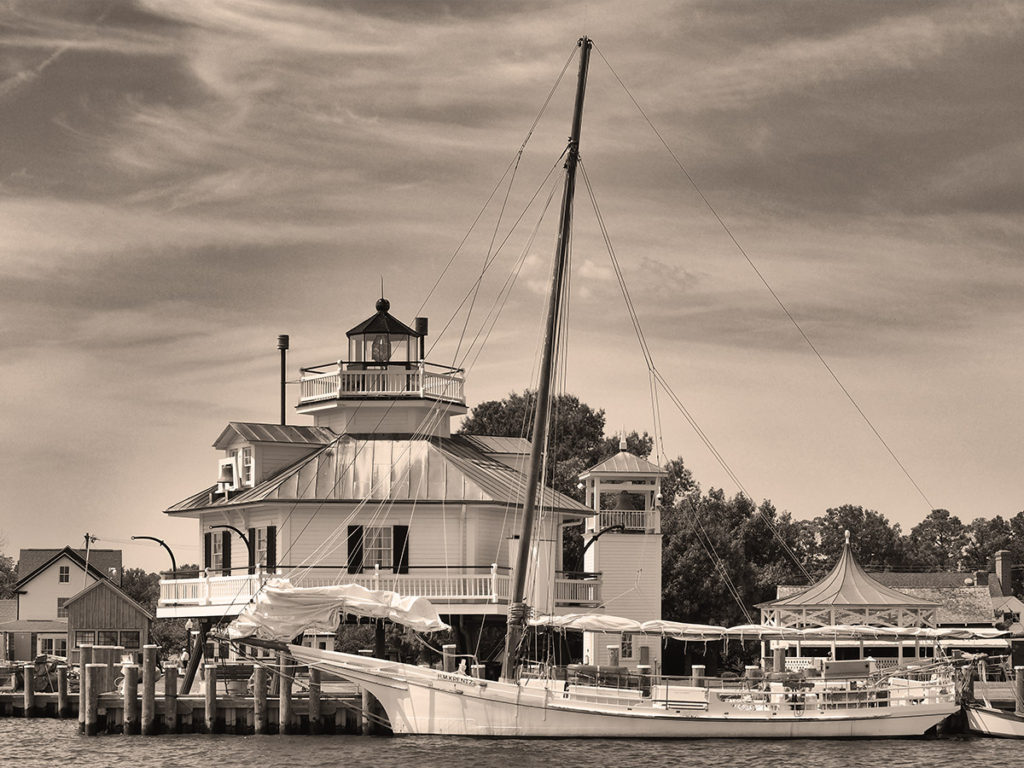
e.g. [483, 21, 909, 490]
[227, 578, 450, 641]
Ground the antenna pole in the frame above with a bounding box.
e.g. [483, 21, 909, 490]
[278, 335, 289, 425]
[501, 36, 592, 681]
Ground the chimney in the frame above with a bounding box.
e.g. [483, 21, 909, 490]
[973, 569, 988, 587]
[995, 550, 1012, 597]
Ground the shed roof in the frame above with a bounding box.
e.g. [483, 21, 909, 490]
[759, 541, 937, 609]
[64, 578, 154, 621]
[165, 433, 589, 515]
[213, 422, 336, 450]
[0, 618, 67, 633]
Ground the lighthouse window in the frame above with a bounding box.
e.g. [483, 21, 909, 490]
[364, 526, 393, 569]
[211, 533, 223, 571]
[235, 446, 253, 486]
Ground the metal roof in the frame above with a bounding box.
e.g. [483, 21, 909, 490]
[165, 433, 588, 515]
[213, 422, 336, 449]
[346, 306, 420, 337]
[458, 435, 531, 454]
[580, 450, 666, 477]
[760, 542, 937, 609]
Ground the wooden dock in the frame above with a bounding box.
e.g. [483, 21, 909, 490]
[0, 644, 372, 736]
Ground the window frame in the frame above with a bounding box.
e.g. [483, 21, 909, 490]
[58, 565, 70, 583]
[363, 526, 393, 569]
[620, 632, 634, 660]
[57, 596, 69, 618]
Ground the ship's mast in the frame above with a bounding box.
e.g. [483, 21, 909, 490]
[501, 36, 592, 681]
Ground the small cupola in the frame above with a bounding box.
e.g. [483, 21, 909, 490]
[345, 297, 426, 369]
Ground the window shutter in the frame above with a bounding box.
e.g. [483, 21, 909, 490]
[347, 525, 364, 574]
[248, 528, 257, 574]
[221, 531, 232, 576]
[393, 525, 409, 574]
[266, 526, 277, 572]
[204, 532, 212, 570]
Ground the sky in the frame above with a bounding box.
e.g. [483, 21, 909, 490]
[1, 0, 1022, 572]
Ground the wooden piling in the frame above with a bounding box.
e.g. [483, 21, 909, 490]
[23, 663, 35, 718]
[85, 663, 104, 736]
[253, 665, 268, 734]
[204, 664, 217, 733]
[57, 665, 70, 718]
[442, 644, 457, 673]
[308, 667, 322, 734]
[1015, 666, 1024, 717]
[123, 664, 140, 735]
[141, 644, 157, 735]
[279, 655, 293, 735]
[163, 666, 178, 733]
[79, 645, 93, 730]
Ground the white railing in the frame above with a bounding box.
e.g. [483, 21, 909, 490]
[158, 566, 596, 608]
[598, 509, 652, 532]
[298, 363, 465, 405]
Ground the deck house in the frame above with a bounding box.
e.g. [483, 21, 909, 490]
[157, 298, 597, 646]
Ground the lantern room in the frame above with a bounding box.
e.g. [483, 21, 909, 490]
[346, 297, 426, 369]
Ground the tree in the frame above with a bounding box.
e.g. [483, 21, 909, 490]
[0, 551, 16, 599]
[121, 568, 161, 614]
[458, 390, 607, 500]
[962, 515, 1014, 572]
[904, 509, 968, 570]
[810, 505, 903, 574]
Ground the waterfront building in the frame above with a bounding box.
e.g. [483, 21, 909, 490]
[157, 298, 605, 655]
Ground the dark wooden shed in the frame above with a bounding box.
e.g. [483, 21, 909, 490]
[65, 579, 154, 664]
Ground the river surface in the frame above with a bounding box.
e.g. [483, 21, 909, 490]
[0, 720, 1016, 768]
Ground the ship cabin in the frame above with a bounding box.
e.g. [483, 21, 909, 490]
[157, 298, 598, 637]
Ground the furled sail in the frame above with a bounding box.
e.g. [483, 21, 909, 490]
[227, 578, 450, 641]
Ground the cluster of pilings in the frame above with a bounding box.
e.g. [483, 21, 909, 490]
[2, 643, 367, 735]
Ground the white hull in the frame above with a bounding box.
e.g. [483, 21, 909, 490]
[965, 704, 1024, 738]
[288, 645, 956, 738]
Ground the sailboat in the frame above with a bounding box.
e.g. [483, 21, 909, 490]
[225, 36, 959, 737]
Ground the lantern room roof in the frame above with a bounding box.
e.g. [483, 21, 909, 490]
[346, 297, 421, 337]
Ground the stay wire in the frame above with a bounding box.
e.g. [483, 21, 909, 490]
[592, 42, 934, 513]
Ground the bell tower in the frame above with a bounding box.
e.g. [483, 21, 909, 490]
[579, 440, 666, 672]
[295, 297, 467, 436]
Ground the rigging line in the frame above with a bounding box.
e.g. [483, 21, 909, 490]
[579, 160, 812, 583]
[414, 43, 578, 319]
[432, 146, 569, 364]
[593, 42, 934, 513]
[679, 496, 753, 624]
[464, 175, 562, 373]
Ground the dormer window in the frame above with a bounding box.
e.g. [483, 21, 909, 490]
[235, 446, 253, 486]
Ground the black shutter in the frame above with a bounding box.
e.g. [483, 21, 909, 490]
[204, 532, 212, 570]
[347, 525, 364, 574]
[266, 526, 277, 572]
[393, 525, 409, 574]
[221, 531, 232, 576]
[248, 528, 256, 574]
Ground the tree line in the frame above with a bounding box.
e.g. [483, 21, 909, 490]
[459, 391, 1024, 627]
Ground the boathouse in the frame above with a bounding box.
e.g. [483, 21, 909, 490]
[64, 578, 153, 664]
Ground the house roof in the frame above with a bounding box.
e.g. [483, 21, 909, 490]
[0, 618, 67, 633]
[580, 450, 666, 478]
[64, 578, 154, 621]
[165, 433, 589, 515]
[15, 547, 121, 590]
[213, 422, 336, 450]
[760, 541, 937, 609]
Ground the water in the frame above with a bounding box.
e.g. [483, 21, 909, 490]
[0, 721, 1015, 768]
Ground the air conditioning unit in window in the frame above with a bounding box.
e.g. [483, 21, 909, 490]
[217, 456, 239, 492]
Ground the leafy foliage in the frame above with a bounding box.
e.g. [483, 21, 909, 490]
[0, 552, 16, 599]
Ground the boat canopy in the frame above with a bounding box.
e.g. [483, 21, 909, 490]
[529, 613, 1010, 641]
[227, 578, 451, 642]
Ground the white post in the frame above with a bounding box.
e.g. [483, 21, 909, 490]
[490, 563, 498, 603]
[373, 563, 380, 591]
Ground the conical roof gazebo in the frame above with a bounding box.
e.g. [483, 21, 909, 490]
[758, 533, 938, 629]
